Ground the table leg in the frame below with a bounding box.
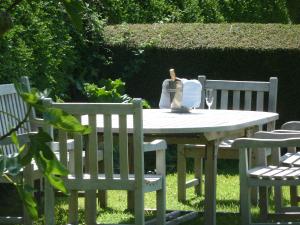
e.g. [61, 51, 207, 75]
[204, 140, 218, 225]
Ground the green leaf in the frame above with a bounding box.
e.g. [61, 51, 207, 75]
[43, 108, 91, 134]
[38, 145, 68, 176]
[16, 184, 38, 220]
[19, 147, 34, 166]
[0, 155, 5, 174]
[11, 132, 19, 149]
[19, 91, 39, 106]
[46, 174, 68, 194]
[5, 155, 22, 176]
[61, 0, 84, 32]
[28, 130, 53, 173]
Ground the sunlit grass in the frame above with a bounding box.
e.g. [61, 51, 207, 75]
[2, 159, 297, 225]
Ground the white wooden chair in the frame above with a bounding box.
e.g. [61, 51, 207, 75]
[232, 131, 300, 225]
[0, 78, 75, 224]
[178, 76, 278, 201]
[272, 121, 300, 209]
[44, 99, 167, 225]
[0, 77, 40, 225]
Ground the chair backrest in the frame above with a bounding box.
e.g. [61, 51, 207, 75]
[199, 76, 278, 113]
[0, 77, 35, 155]
[51, 99, 144, 182]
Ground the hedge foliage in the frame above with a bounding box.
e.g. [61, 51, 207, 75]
[0, 0, 110, 100]
[1, 0, 300, 110]
[101, 23, 300, 126]
[104, 23, 300, 51]
[99, 0, 291, 24]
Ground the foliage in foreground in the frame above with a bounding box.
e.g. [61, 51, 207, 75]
[0, 87, 90, 219]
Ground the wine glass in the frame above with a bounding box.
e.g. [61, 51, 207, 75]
[205, 89, 214, 110]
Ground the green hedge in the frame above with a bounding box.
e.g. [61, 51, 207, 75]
[104, 23, 300, 50]
[102, 23, 300, 126]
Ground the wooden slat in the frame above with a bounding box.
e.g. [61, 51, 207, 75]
[52, 102, 134, 115]
[220, 90, 228, 109]
[74, 115, 83, 178]
[58, 131, 68, 167]
[232, 90, 240, 110]
[212, 90, 217, 109]
[119, 114, 129, 180]
[268, 77, 278, 112]
[0, 83, 17, 95]
[256, 91, 264, 111]
[282, 152, 300, 165]
[104, 114, 113, 178]
[244, 91, 252, 110]
[205, 79, 270, 91]
[86, 114, 98, 225]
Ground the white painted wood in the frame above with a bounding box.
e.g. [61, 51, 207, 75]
[179, 76, 278, 203]
[45, 100, 166, 225]
[80, 107, 277, 225]
[233, 134, 300, 224]
[0, 77, 39, 225]
[81, 109, 278, 136]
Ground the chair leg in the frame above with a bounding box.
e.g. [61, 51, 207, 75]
[134, 190, 145, 225]
[44, 180, 55, 225]
[290, 185, 298, 206]
[274, 186, 283, 212]
[156, 180, 166, 225]
[85, 190, 97, 225]
[69, 191, 78, 224]
[194, 156, 203, 196]
[259, 186, 268, 221]
[177, 144, 187, 202]
[240, 186, 251, 225]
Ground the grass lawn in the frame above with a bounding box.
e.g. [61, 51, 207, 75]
[37, 159, 246, 224]
[0, 159, 295, 224]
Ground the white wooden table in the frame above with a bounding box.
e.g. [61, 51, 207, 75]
[82, 109, 278, 225]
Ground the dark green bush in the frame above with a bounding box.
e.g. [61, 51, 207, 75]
[0, 0, 111, 100]
[0, 0, 78, 98]
[98, 0, 291, 24]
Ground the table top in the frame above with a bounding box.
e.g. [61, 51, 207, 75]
[81, 109, 278, 135]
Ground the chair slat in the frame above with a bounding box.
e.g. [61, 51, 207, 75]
[104, 114, 113, 178]
[74, 115, 83, 178]
[58, 131, 68, 167]
[88, 114, 98, 178]
[256, 91, 264, 111]
[244, 91, 252, 110]
[220, 90, 228, 109]
[233, 91, 240, 110]
[119, 114, 129, 180]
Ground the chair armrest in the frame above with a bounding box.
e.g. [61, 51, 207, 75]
[50, 139, 74, 152]
[143, 139, 167, 152]
[272, 130, 300, 133]
[31, 117, 45, 127]
[281, 121, 300, 130]
[143, 139, 167, 176]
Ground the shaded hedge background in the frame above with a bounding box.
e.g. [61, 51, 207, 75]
[1, 0, 300, 126]
[100, 46, 299, 126]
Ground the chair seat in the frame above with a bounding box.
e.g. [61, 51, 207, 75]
[281, 152, 300, 166]
[248, 165, 300, 179]
[65, 173, 163, 192]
